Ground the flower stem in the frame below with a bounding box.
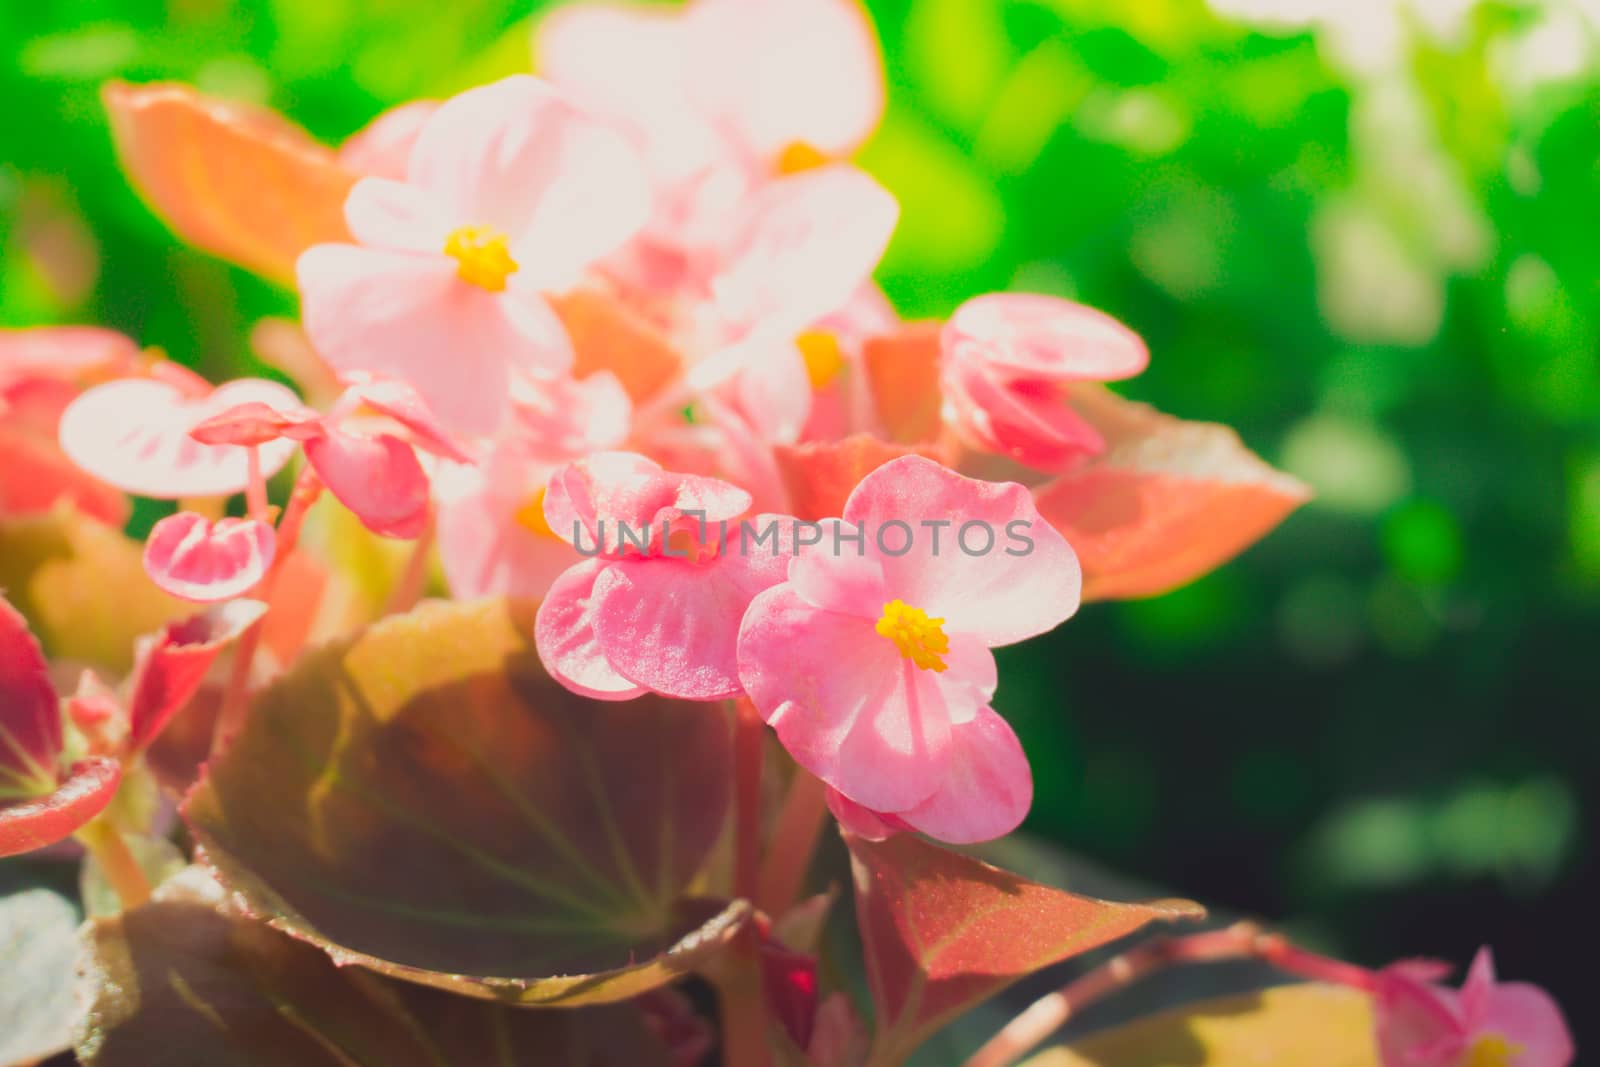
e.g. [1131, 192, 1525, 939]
[963, 923, 1370, 1067]
[733, 697, 764, 908]
[75, 818, 151, 911]
[245, 445, 268, 521]
[757, 766, 828, 918]
[717, 697, 772, 1067]
[382, 508, 435, 617]
[210, 469, 322, 757]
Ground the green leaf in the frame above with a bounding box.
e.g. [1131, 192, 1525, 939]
[75, 878, 673, 1066]
[1016, 984, 1379, 1067]
[847, 832, 1204, 1064]
[183, 598, 746, 1006]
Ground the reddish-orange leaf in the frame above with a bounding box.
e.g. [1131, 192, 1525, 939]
[846, 832, 1204, 1062]
[1034, 386, 1311, 601]
[103, 82, 356, 284]
[0, 757, 121, 858]
[551, 289, 684, 405]
[862, 322, 944, 444]
[774, 434, 944, 521]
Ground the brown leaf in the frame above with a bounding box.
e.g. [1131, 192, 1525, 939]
[183, 598, 747, 1005]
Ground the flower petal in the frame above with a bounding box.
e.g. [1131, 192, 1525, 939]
[534, 558, 648, 700]
[944, 293, 1148, 381]
[338, 100, 437, 180]
[738, 585, 949, 812]
[296, 243, 528, 433]
[406, 75, 649, 289]
[59, 377, 301, 498]
[842, 455, 1082, 645]
[684, 0, 885, 160]
[343, 177, 454, 253]
[302, 430, 430, 539]
[590, 556, 751, 700]
[712, 165, 898, 343]
[142, 513, 275, 603]
[895, 705, 1030, 844]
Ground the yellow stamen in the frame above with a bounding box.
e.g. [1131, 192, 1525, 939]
[796, 330, 845, 388]
[1463, 1035, 1523, 1067]
[776, 140, 830, 175]
[444, 225, 518, 291]
[876, 599, 950, 672]
[513, 488, 558, 540]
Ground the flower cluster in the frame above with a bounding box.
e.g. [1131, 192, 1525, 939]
[0, 1, 1574, 1064]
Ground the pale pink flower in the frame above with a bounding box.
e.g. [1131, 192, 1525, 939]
[296, 75, 650, 434]
[533, 452, 793, 701]
[337, 100, 438, 180]
[57, 365, 300, 498]
[436, 372, 631, 601]
[941, 293, 1149, 472]
[1372, 949, 1573, 1067]
[143, 513, 276, 602]
[737, 456, 1081, 843]
[538, 0, 884, 179]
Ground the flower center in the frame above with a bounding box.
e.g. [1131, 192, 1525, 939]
[513, 488, 558, 541]
[1463, 1035, 1523, 1067]
[876, 599, 950, 672]
[776, 140, 830, 175]
[444, 225, 518, 291]
[796, 330, 845, 387]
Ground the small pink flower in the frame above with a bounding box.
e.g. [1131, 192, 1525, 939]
[436, 372, 631, 602]
[57, 367, 300, 498]
[296, 75, 650, 434]
[533, 452, 792, 701]
[1372, 948, 1573, 1067]
[194, 378, 468, 540]
[143, 512, 276, 602]
[941, 293, 1149, 472]
[736, 455, 1081, 843]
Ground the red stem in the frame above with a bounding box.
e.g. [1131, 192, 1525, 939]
[209, 469, 322, 757]
[963, 923, 1378, 1067]
[381, 508, 435, 617]
[757, 767, 828, 918]
[733, 696, 764, 909]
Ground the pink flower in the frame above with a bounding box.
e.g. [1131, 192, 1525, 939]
[193, 378, 469, 539]
[538, 0, 884, 179]
[736, 455, 1082, 843]
[143, 513, 276, 602]
[436, 372, 631, 601]
[57, 364, 300, 498]
[533, 452, 793, 701]
[1372, 949, 1573, 1067]
[337, 100, 437, 180]
[296, 75, 650, 434]
[941, 293, 1149, 472]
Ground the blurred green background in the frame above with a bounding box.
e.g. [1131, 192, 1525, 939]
[3, 0, 1596, 1041]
